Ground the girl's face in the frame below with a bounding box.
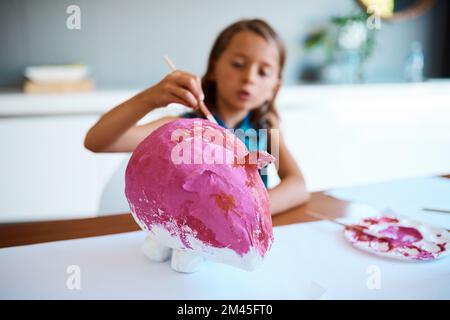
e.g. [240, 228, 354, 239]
[211, 31, 281, 112]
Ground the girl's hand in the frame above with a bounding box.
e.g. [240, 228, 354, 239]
[143, 70, 205, 110]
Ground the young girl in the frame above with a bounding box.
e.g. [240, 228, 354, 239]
[84, 19, 310, 215]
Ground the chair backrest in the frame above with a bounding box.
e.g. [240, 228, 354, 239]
[97, 156, 131, 216]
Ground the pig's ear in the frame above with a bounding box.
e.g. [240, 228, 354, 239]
[236, 151, 275, 169]
[253, 151, 275, 169]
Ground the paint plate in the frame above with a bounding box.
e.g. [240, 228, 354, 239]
[343, 216, 450, 261]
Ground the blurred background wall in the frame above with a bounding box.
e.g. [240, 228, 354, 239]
[0, 0, 448, 88]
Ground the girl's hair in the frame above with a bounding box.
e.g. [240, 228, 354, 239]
[200, 18, 286, 130]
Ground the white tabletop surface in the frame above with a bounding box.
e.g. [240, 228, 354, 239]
[326, 176, 450, 230]
[1, 219, 448, 300]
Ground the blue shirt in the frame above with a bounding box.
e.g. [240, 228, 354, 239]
[180, 111, 269, 188]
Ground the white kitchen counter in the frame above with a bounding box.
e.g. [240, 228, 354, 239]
[1, 81, 449, 117]
[0, 89, 143, 117]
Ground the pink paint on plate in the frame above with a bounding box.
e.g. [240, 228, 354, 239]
[344, 216, 450, 261]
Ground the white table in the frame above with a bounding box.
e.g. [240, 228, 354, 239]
[1, 220, 448, 300]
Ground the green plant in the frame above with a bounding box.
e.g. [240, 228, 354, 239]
[304, 11, 377, 64]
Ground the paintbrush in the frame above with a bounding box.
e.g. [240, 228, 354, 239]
[304, 211, 384, 238]
[422, 208, 450, 214]
[306, 211, 450, 234]
[163, 55, 218, 125]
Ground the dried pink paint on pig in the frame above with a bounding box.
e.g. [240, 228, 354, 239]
[125, 119, 274, 270]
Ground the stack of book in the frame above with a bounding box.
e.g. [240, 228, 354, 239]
[24, 64, 95, 93]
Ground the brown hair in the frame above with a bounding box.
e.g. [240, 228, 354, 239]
[199, 18, 286, 130]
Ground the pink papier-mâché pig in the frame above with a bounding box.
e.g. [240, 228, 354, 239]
[125, 118, 274, 273]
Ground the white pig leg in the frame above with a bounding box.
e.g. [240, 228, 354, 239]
[171, 249, 204, 273]
[141, 234, 171, 262]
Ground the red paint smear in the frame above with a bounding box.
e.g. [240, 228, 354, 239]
[378, 226, 423, 245]
[363, 217, 399, 225]
[211, 193, 236, 213]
